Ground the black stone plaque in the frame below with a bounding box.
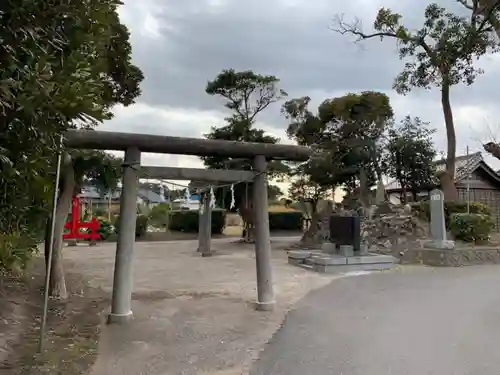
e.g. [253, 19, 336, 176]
[329, 215, 361, 251]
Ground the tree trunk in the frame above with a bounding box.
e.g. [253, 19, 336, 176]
[400, 183, 407, 204]
[44, 153, 74, 299]
[483, 142, 500, 160]
[440, 77, 458, 200]
[358, 168, 370, 207]
[239, 202, 254, 243]
[412, 189, 418, 202]
[477, 0, 500, 38]
[300, 200, 319, 244]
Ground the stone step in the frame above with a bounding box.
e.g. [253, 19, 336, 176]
[298, 264, 314, 271]
[314, 262, 396, 274]
[346, 254, 395, 265]
[304, 258, 316, 266]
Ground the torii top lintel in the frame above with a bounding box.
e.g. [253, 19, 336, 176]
[64, 129, 311, 161]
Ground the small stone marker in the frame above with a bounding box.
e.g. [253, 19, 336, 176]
[429, 189, 446, 241]
[321, 242, 336, 254]
[358, 242, 369, 256]
[375, 179, 386, 204]
[339, 245, 354, 257]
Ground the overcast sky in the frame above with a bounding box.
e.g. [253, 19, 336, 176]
[100, 0, 500, 192]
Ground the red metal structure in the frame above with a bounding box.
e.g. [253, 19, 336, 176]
[63, 196, 100, 241]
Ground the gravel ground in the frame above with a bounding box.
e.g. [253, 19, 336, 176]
[64, 237, 351, 375]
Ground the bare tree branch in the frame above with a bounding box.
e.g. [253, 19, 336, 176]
[457, 0, 475, 10]
[331, 14, 438, 63]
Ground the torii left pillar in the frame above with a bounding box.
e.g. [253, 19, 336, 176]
[198, 193, 212, 256]
[253, 155, 275, 311]
[108, 146, 141, 324]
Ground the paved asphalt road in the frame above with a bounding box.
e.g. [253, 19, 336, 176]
[250, 266, 500, 375]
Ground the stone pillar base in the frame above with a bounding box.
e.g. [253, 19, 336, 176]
[107, 311, 133, 324]
[255, 300, 275, 311]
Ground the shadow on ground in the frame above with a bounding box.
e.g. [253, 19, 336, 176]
[1, 235, 338, 375]
[67, 237, 343, 375]
[0, 259, 108, 375]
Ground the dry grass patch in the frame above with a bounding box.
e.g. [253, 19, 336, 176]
[0, 259, 108, 375]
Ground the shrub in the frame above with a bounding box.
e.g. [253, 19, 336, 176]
[95, 218, 114, 240]
[269, 211, 303, 231]
[168, 209, 226, 234]
[411, 201, 491, 229]
[135, 215, 149, 237]
[148, 203, 171, 228]
[114, 214, 149, 237]
[0, 231, 39, 273]
[449, 213, 494, 243]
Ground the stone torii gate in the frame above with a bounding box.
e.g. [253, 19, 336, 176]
[140, 166, 255, 256]
[65, 129, 311, 323]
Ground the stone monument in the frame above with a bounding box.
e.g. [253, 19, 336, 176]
[424, 189, 455, 249]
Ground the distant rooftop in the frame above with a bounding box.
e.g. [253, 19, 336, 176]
[79, 185, 165, 203]
[385, 152, 485, 191]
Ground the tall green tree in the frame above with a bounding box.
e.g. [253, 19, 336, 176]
[333, 2, 500, 200]
[267, 185, 284, 201]
[317, 92, 393, 203]
[46, 151, 123, 298]
[283, 91, 393, 243]
[0, 0, 143, 296]
[284, 92, 393, 203]
[382, 116, 437, 203]
[202, 69, 288, 241]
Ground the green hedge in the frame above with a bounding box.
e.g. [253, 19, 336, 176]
[167, 210, 303, 233]
[169, 209, 226, 234]
[411, 201, 491, 229]
[269, 212, 303, 231]
[114, 214, 149, 238]
[449, 213, 494, 243]
[96, 218, 114, 240]
[148, 203, 171, 228]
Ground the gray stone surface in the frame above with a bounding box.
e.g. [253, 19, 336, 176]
[402, 247, 500, 267]
[251, 265, 500, 375]
[287, 250, 312, 259]
[358, 243, 369, 256]
[360, 203, 427, 255]
[339, 245, 354, 257]
[110, 146, 141, 322]
[253, 154, 275, 310]
[197, 194, 212, 255]
[422, 239, 456, 250]
[288, 257, 304, 266]
[346, 254, 395, 265]
[429, 189, 447, 241]
[314, 263, 395, 273]
[320, 242, 336, 254]
[310, 255, 347, 266]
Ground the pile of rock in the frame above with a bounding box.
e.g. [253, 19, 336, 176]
[361, 202, 428, 255]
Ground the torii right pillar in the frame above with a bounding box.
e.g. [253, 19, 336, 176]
[252, 155, 275, 311]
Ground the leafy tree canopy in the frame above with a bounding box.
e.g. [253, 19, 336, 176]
[288, 177, 330, 205]
[0, 0, 144, 282]
[382, 116, 437, 202]
[334, 4, 499, 94]
[333, 1, 500, 199]
[283, 91, 393, 198]
[202, 69, 289, 210]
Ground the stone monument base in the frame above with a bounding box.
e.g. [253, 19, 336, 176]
[288, 250, 396, 274]
[401, 246, 500, 267]
[420, 239, 456, 250]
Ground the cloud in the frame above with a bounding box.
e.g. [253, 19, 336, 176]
[101, 0, 500, 190]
